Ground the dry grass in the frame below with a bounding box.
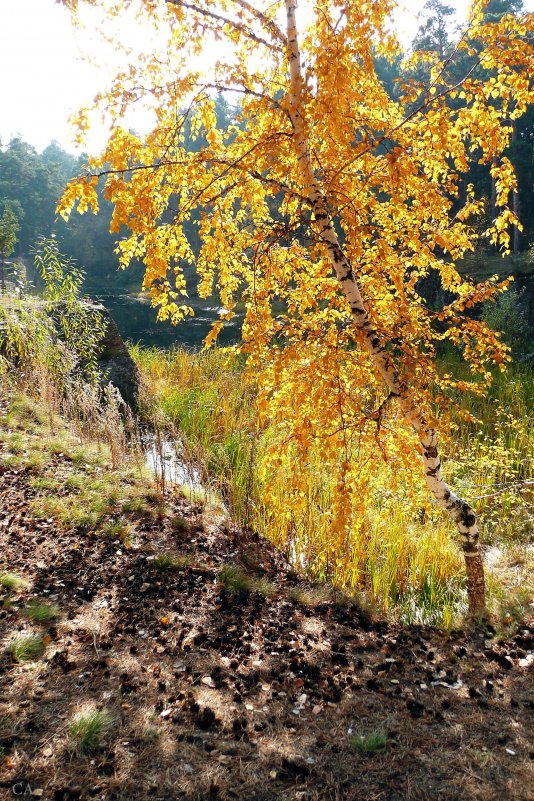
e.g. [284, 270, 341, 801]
[133, 344, 534, 626]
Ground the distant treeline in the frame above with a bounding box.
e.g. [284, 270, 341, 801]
[0, 138, 140, 292]
[0, 94, 233, 293]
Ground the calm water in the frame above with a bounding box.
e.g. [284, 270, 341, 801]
[91, 292, 242, 349]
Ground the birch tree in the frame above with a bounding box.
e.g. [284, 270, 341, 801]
[58, 0, 534, 614]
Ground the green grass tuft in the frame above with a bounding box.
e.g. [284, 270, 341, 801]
[350, 730, 387, 754]
[152, 552, 193, 571]
[9, 633, 46, 663]
[23, 600, 61, 623]
[0, 572, 27, 591]
[169, 514, 191, 533]
[69, 708, 115, 753]
[218, 564, 253, 595]
[254, 577, 276, 597]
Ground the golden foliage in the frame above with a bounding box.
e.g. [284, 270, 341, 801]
[58, 0, 533, 555]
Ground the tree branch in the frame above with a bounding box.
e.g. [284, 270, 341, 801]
[164, 0, 282, 51]
[229, 0, 287, 45]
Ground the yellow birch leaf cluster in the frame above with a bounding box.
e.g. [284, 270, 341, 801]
[58, 0, 533, 577]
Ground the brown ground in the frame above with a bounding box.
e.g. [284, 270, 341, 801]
[0, 424, 533, 801]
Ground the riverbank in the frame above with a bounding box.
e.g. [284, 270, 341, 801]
[132, 344, 534, 628]
[1, 389, 533, 801]
[2, 288, 532, 626]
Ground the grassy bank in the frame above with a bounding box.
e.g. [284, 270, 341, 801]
[1, 279, 532, 627]
[3, 388, 532, 801]
[132, 344, 534, 627]
[0, 392, 160, 542]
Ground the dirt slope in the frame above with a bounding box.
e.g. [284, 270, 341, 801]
[0, 424, 533, 801]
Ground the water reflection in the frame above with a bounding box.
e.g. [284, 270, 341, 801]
[91, 292, 242, 349]
[94, 293, 234, 506]
[143, 432, 202, 490]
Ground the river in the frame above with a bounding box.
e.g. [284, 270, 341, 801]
[90, 292, 237, 495]
[91, 291, 243, 350]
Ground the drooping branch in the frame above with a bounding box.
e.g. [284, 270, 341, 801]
[327, 58, 482, 190]
[194, 82, 288, 114]
[284, 0, 486, 614]
[229, 0, 287, 45]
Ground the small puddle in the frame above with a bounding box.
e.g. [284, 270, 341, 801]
[143, 433, 228, 514]
[143, 434, 202, 491]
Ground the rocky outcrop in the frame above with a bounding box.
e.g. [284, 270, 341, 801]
[1, 297, 141, 408]
[95, 305, 141, 410]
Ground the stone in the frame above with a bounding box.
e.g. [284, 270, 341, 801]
[95, 306, 141, 409]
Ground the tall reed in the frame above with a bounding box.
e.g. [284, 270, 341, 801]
[133, 343, 533, 622]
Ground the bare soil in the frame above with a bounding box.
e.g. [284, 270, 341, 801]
[0, 427, 533, 801]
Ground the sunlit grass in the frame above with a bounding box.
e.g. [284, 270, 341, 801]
[288, 584, 332, 606]
[9, 633, 46, 663]
[218, 564, 253, 595]
[122, 490, 166, 521]
[1, 394, 146, 534]
[0, 572, 27, 592]
[30, 491, 115, 531]
[350, 729, 387, 754]
[134, 346, 534, 624]
[254, 577, 276, 597]
[152, 552, 193, 571]
[132, 344, 256, 522]
[69, 708, 115, 753]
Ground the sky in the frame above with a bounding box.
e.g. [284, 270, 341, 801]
[0, 0, 531, 154]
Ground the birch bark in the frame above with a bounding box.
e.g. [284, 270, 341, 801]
[284, 0, 486, 614]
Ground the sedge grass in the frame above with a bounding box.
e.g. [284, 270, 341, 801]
[9, 633, 46, 663]
[218, 564, 253, 595]
[0, 572, 27, 592]
[152, 552, 193, 571]
[23, 601, 61, 623]
[350, 730, 387, 754]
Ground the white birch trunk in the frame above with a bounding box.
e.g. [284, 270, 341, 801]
[284, 0, 486, 614]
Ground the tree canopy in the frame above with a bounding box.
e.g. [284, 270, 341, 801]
[58, 0, 534, 612]
[0, 201, 21, 294]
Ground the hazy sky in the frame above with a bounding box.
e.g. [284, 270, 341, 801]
[0, 0, 531, 154]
